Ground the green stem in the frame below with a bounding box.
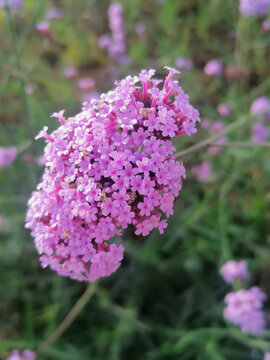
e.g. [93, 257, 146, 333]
[174, 111, 268, 159]
[36, 284, 96, 356]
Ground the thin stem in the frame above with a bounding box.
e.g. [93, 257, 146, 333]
[175, 113, 261, 159]
[211, 141, 270, 148]
[36, 284, 96, 355]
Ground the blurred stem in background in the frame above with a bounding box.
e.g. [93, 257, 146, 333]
[36, 284, 96, 356]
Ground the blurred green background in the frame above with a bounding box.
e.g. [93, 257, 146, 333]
[0, 0, 270, 359]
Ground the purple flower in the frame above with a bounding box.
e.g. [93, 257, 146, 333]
[208, 121, 227, 155]
[26, 67, 200, 283]
[252, 123, 268, 143]
[78, 78, 95, 92]
[35, 21, 50, 36]
[6, 349, 36, 360]
[239, 0, 270, 17]
[175, 57, 193, 71]
[45, 8, 63, 20]
[250, 96, 270, 120]
[136, 23, 146, 37]
[98, 3, 127, 64]
[192, 161, 212, 182]
[0, 146, 16, 167]
[217, 103, 231, 117]
[264, 353, 270, 360]
[0, 0, 23, 12]
[262, 19, 270, 31]
[220, 260, 249, 284]
[204, 59, 223, 76]
[224, 287, 266, 334]
[64, 66, 77, 78]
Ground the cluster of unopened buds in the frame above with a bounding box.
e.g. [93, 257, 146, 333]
[26, 67, 200, 282]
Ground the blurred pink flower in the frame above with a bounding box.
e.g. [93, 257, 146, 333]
[250, 96, 270, 120]
[0, 146, 16, 168]
[201, 118, 211, 130]
[264, 353, 270, 360]
[64, 66, 77, 78]
[175, 57, 193, 70]
[24, 84, 37, 95]
[220, 260, 249, 284]
[35, 21, 50, 36]
[136, 23, 146, 37]
[224, 287, 266, 334]
[6, 349, 35, 360]
[217, 103, 231, 117]
[45, 8, 63, 20]
[252, 123, 268, 143]
[192, 161, 212, 182]
[208, 121, 227, 154]
[239, 0, 270, 17]
[78, 78, 95, 91]
[262, 19, 270, 31]
[0, 0, 23, 12]
[204, 59, 223, 76]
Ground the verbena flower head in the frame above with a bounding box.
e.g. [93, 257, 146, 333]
[252, 123, 268, 143]
[192, 161, 211, 182]
[262, 19, 270, 31]
[224, 287, 266, 334]
[239, 0, 270, 17]
[217, 103, 231, 117]
[250, 96, 270, 120]
[220, 260, 249, 284]
[175, 57, 193, 71]
[98, 2, 127, 64]
[0, 0, 23, 12]
[26, 67, 200, 282]
[204, 59, 223, 76]
[264, 353, 270, 360]
[6, 349, 35, 360]
[0, 146, 16, 168]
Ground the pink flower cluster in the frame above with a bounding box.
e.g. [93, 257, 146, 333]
[98, 3, 128, 65]
[220, 260, 249, 284]
[25, 67, 200, 282]
[239, 0, 270, 17]
[0, 0, 23, 12]
[264, 353, 270, 360]
[207, 121, 227, 155]
[251, 96, 270, 143]
[204, 59, 223, 76]
[0, 146, 16, 168]
[224, 287, 266, 334]
[192, 161, 211, 182]
[6, 349, 35, 360]
[217, 103, 231, 117]
[175, 57, 193, 71]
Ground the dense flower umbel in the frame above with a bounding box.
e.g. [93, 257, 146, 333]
[220, 260, 249, 284]
[26, 68, 200, 282]
[224, 287, 266, 334]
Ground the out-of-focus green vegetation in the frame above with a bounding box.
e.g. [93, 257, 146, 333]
[0, 0, 270, 359]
